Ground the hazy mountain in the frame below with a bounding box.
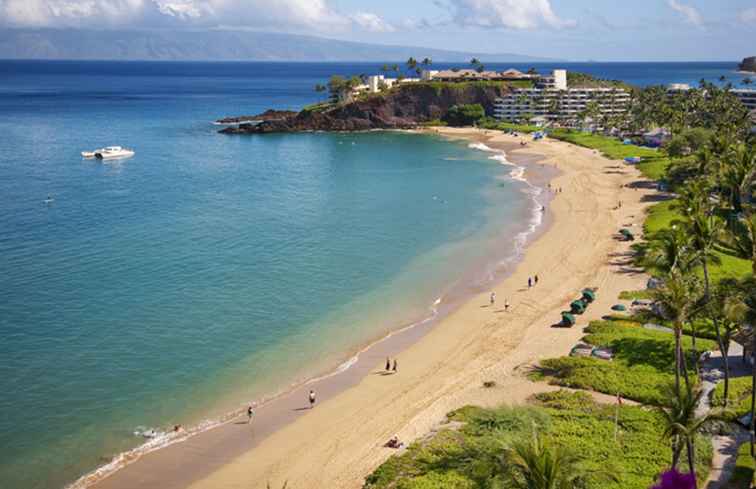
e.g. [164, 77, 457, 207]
[0, 29, 557, 62]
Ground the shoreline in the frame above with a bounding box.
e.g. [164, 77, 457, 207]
[89, 127, 653, 489]
[72, 129, 552, 489]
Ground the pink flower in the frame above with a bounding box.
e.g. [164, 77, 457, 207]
[651, 469, 695, 489]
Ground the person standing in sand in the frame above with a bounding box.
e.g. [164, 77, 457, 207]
[504, 300, 510, 312]
[528, 277, 532, 289]
[392, 359, 398, 373]
[490, 292, 496, 305]
[535, 274, 539, 285]
[308, 390, 316, 409]
[386, 357, 391, 371]
[247, 404, 255, 424]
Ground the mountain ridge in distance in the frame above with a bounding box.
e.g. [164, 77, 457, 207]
[0, 28, 559, 62]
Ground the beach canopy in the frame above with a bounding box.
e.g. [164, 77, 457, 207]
[611, 304, 627, 312]
[562, 312, 576, 326]
[582, 289, 596, 303]
[570, 300, 586, 314]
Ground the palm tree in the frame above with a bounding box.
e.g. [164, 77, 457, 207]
[677, 181, 725, 350]
[503, 432, 589, 489]
[652, 271, 702, 393]
[421, 57, 432, 67]
[644, 226, 696, 274]
[706, 280, 748, 407]
[657, 383, 719, 487]
[406, 57, 417, 72]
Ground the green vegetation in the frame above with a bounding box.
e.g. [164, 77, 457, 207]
[548, 129, 671, 180]
[566, 71, 633, 91]
[364, 391, 710, 489]
[712, 376, 751, 422]
[478, 120, 542, 133]
[618, 290, 654, 301]
[301, 101, 334, 114]
[534, 319, 715, 405]
[445, 104, 486, 127]
[730, 442, 756, 488]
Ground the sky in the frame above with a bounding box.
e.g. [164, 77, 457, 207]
[0, 0, 754, 61]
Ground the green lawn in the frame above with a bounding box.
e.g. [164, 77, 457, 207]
[642, 200, 753, 282]
[548, 130, 671, 180]
[712, 376, 752, 422]
[479, 121, 542, 133]
[364, 390, 711, 489]
[534, 319, 716, 405]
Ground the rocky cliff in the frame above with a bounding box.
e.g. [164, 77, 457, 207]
[739, 56, 756, 73]
[219, 83, 511, 134]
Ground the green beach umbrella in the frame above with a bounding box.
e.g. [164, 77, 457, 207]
[582, 289, 596, 303]
[611, 304, 627, 312]
[561, 312, 576, 326]
[570, 300, 586, 314]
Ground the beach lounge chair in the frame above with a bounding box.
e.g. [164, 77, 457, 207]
[570, 300, 586, 314]
[591, 348, 613, 361]
[570, 344, 593, 357]
[581, 289, 596, 303]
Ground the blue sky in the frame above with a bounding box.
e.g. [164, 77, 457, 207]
[1, 0, 754, 60]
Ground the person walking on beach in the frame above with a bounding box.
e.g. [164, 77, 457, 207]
[392, 359, 398, 373]
[534, 274, 539, 285]
[386, 357, 391, 371]
[528, 277, 532, 289]
[247, 404, 255, 424]
[504, 299, 510, 312]
[490, 291, 496, 306]
[308, 390, 316, 409]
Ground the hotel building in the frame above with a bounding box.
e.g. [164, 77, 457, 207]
[493, 70, 631, 125]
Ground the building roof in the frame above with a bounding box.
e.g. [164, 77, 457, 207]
[432, 68, 535, 80]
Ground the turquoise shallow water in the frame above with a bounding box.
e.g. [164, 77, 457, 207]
[0, 62, 538, 489]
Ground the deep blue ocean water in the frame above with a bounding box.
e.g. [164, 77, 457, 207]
[0, 60, 746, 489]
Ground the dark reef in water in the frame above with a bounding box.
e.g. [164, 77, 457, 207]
[739, 56, 756, 73]
[218, 83, 511, 134]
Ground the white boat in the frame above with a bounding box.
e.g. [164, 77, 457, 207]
[82, 146, 135, 160]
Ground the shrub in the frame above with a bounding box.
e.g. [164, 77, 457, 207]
[444, 104, 485, 126]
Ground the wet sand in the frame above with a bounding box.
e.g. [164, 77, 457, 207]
[89, 127, 654, 489]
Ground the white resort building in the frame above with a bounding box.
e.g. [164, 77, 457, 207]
[493, 70, 631, 125]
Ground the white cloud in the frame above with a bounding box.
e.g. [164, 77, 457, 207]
[350, 12, 395, 32]
[1, 0, 144, 26]
[667, 0, 703, 26]
[740, 7, 756, 24]
[0, 0, 393, 32]
[444, 0, 576, 30]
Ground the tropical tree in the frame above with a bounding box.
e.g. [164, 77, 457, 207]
[503, 432, 591, 489]
[421, 57, 432, 67]
[657, 383, 719, 487]
[677, 179, 724, 300]
[652, 271, 702, 393]
[406, 57, 417, 72]
[705, 279, 748, 407]
[644, 226, 696, 274]
[314, 83, 327, 101]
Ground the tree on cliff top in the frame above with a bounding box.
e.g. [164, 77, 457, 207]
[444, 104, 485, 127]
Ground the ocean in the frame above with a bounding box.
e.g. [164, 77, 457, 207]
[0, 60, 746, 489]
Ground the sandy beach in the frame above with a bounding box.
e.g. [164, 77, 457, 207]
[90, 127, 655, 489]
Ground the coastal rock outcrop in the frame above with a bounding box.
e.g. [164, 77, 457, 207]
[739, 56, 756, 73]
[218, 83, 511, 134]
